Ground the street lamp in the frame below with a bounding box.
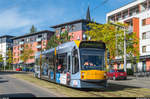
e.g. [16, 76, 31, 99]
[110, 22, 127, 72]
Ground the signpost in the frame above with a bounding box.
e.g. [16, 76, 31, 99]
[110, 22, 127, 72]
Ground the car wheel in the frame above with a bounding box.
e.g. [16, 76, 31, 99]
[113, 76, 116, 80]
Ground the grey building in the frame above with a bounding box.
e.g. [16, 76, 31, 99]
[0, 35, 14, 69]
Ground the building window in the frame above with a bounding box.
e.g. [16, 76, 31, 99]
[142, 32, 146, 40]
[142, 18, 150, 26]
[142, 19, 146, 26]
[43, 41, 46, 46]
[142, 46, 146, 53]
[72, 33, 74, 38]
[71, 25, 75, 31]
[31, 43, 33, 48]
[142, 31, 150, 40]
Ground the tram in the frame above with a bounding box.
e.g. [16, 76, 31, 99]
[34, 40, 107, 88]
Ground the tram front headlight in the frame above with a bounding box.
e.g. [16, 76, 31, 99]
[104, 73, 107, 78]
[81, 72, 84, 79]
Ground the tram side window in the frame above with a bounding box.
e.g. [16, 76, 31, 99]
[48, 54, 54, 70]
[72, 49, 79, 74]
[57, 53, 67, 73]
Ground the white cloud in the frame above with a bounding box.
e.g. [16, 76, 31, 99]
[0, 7, 40, 31]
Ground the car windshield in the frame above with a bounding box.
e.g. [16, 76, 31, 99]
[117, 69, 124, 72]
[81, 54, 104, 70]
[110, 70, 115, 73]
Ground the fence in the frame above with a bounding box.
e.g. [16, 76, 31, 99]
[134, 71, 150, 80]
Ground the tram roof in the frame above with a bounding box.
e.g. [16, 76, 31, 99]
[35, 40, 105, 57]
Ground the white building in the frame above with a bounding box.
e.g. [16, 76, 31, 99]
[0, 35, 14, 69]
[106, 0, 150, 72]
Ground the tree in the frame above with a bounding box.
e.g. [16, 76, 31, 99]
[85, 22, 139, 71]
[30, 25, 37, 33]
[0, 54, 4, 70]
[46, 30, 72, 49]
[6, 48, 13, 70]
[20, 44, 34, 65]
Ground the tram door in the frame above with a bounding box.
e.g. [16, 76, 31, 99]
[71, 49, 79, 74]
[67, 53, 71, 73]
[67, 53, 71, 85]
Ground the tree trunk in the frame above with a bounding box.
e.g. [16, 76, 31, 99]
[105, 49, 108, 71]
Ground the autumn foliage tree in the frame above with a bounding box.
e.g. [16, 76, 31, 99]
[46, 30, 72, 49]
[20, 44, 34, 65]
[6, 48, 13, 70]
[85, 22, 139, 71]
[0, 54, 4, 70]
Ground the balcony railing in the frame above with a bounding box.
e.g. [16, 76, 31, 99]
[36, 45, 41, 49]
[19, 41, 24, 45]
[36, 38, 42, 42]
[19, 60, 23, 63]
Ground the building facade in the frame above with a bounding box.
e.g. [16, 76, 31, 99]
[51, 19, 93, 41]
[106, 0, 150, 72]
[12, 30, 54, 68]
[0, 35, 14, 67]
[50, 6, 98, 41]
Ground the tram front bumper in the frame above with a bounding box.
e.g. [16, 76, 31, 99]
[80, 79, 107, 88]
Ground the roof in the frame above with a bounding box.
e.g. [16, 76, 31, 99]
[107, 0, 139, 15]
[50, 19, 101, 28]
[0, 35, 15, 38]
[12, 30, 54, 40]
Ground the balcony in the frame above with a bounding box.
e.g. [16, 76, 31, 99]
[19, 41, 24, 45]
[127, 26, 133, 34]
[36, 45, 41, 49]
[19, 47, 23, 51]
[19, 60, 23, 63]
[36, 38, 42, 42]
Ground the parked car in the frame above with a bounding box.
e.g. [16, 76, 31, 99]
[29, 68, 34, 72]
[107, 69, 127, 80]
[16, 68, 22, 71]
[22, 67, 29, 72]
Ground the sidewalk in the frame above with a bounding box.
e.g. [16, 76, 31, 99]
[108, 76, 150, 89]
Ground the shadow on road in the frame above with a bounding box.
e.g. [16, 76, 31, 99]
[0, 71, 29, 75]
[0, 93, 36, 97]
[78, 83, 141, 92]
[0, 80, 9, 83]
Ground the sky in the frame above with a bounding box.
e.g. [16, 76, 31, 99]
[0, 0, 135, 36]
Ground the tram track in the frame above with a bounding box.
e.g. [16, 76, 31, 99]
[8, 72, 150, 97]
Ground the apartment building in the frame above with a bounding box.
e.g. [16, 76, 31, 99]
[51, 19, 93, 41]
[0, 35, 14, 67]
[12, 30, 54, 68]
[106, 0, 150, 72]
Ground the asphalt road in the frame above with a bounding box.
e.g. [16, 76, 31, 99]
[108, 76, 150, 89]
[0, 72, 56, 97]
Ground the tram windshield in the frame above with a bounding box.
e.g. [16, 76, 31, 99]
[81, 54, 104, 70]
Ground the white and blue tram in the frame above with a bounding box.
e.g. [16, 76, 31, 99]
[34, 40, 107, 88]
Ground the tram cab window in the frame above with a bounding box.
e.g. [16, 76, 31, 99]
[57, 53, 67, 73]
[72, 49, 79, 74]
[81, 54, 104, 70]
